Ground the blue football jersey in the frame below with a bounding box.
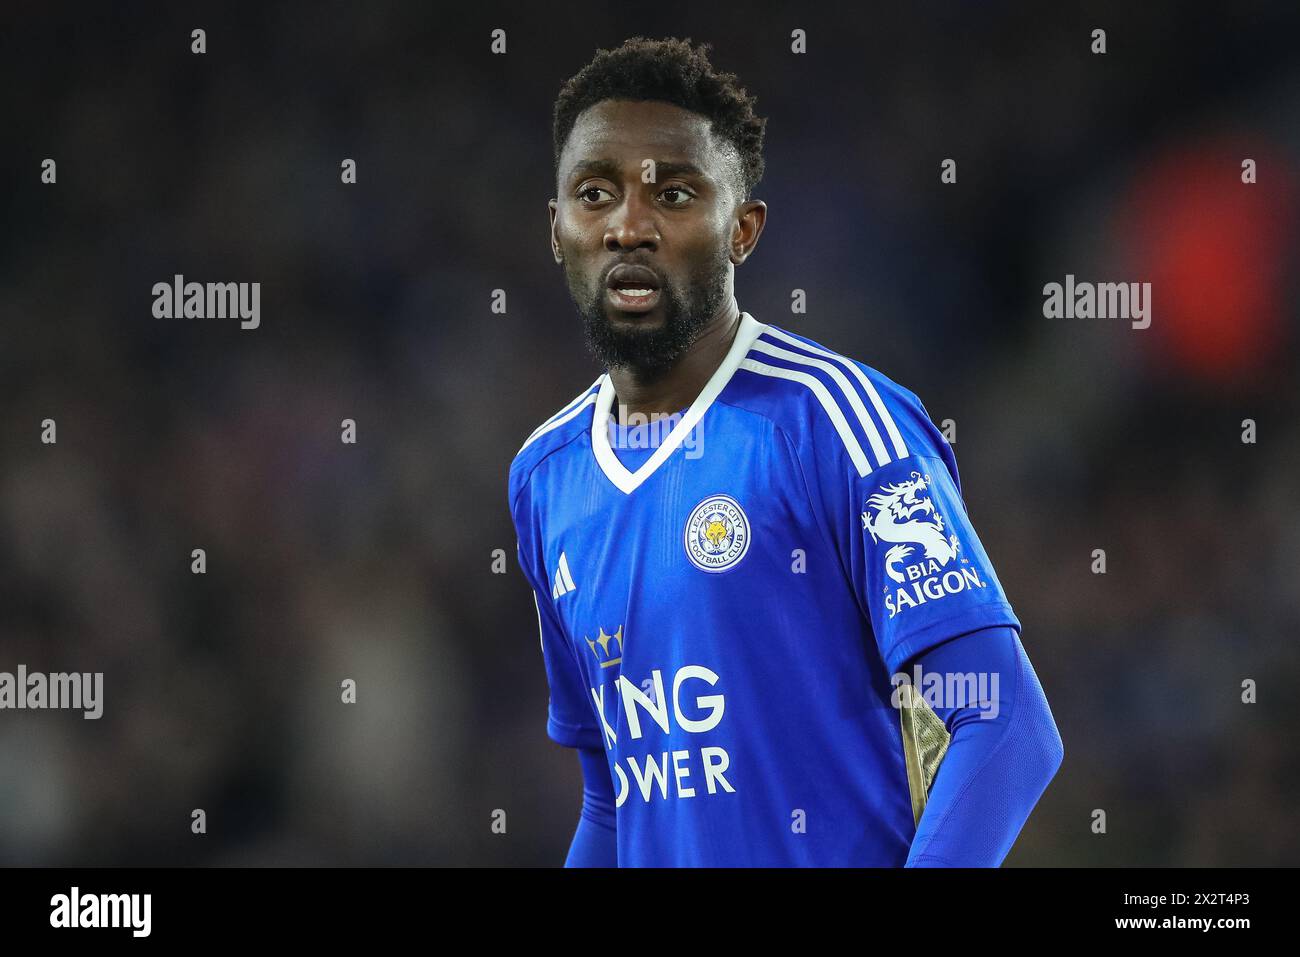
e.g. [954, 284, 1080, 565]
[508, 311, 1022, 866]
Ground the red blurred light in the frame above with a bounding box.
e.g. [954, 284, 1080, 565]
[1117, 141, 1295, 385]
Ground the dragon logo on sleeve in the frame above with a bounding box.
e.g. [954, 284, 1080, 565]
[861, 471, 960, 584]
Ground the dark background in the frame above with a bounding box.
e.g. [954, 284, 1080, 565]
[1, 2, 1297, 865]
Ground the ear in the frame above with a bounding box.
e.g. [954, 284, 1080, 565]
[730, 200, 767, 264]
[548, 199, 562, 263]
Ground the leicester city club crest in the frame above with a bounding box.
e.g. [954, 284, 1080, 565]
[684, 494, 751, 572]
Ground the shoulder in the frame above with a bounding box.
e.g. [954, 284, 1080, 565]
[728, 320, 947, 477]
[508, 374, 602, 513]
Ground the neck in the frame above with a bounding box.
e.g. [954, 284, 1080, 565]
[608, 298, 742, 423]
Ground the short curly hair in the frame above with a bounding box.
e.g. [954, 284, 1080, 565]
[552, 37, 767, 201]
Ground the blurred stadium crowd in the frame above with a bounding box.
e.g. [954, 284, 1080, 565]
[0, 3, 1296, 865]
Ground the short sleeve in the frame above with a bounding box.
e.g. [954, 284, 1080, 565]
[510, 486, 605, 751]
[850, 450, 1021, 676]
[789, 374, 1022, 678]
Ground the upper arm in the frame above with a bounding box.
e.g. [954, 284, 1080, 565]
[511, 473, 604, 751]
[798, 379, 1022, 676]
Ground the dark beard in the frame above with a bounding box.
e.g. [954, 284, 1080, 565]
[568, 247, 731, 378]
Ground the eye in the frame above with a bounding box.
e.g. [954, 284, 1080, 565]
[577, 185, 614, 203]
[660, 185, 695, 206]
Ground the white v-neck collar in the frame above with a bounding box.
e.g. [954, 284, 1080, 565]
[591, 311, 765, 494]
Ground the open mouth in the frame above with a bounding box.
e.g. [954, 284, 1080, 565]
[605, 263, 663, 314]
[606, 287, 662, 312]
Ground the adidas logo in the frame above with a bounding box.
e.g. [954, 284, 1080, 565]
[552, 551, 577, 599]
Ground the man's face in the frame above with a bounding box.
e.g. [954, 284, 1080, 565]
[550, 99, 748, 374]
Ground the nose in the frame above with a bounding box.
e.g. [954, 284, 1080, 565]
[604, 190, 660, 252]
